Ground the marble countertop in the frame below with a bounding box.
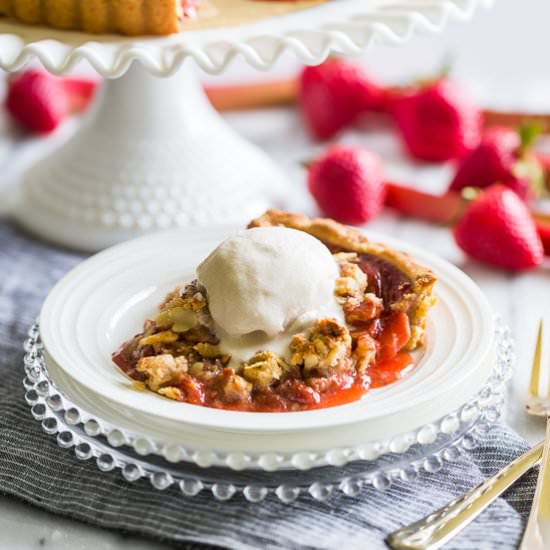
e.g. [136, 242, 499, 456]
[2, 0, 550, 546]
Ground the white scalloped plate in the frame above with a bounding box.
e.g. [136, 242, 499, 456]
[0, 0, 493, 75]
[40, 225, 495, 458]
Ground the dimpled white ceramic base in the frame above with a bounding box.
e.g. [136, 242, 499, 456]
[15, 63, 287, 251]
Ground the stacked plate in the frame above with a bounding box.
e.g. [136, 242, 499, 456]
[23, 227, 512, 501]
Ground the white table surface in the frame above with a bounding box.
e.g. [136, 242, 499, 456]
[2, 0, 550, 547]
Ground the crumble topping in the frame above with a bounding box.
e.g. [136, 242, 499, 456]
[351, 330, 378, 374]
[290, 318, 352, 376]
[334, 253, 367, 298]
[242, 351, 293, 390]
[335, 255, 384, 326]
[217, 369, 253, 403]
[136, 354, 187, 392]
[158, 386, 184, 401]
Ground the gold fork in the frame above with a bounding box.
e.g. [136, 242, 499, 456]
[385, 444, 543, 550]
[520, 320, 550, 549]
[386, 323, 548, 550]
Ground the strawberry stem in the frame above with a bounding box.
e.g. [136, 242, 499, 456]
[518, 121, 544, 156]
[438, 52, 454, 80]
[460, 186, 483, 202]
[415, 53, 454, 88]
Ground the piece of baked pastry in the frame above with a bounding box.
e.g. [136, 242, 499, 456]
[0, 0, 196, 35]
[113, 211, 437, 412]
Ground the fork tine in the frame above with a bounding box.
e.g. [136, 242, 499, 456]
[529, 319, 544, 397]
[545, 321, 550, 398]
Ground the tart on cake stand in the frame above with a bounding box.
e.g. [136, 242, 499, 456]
[0, 0, 492, 251]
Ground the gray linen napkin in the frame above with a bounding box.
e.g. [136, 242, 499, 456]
[0, 221, 538, 550]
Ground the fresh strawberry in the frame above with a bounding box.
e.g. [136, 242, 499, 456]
[391, 78, 481, 162]
[62, 77, 98, 113]
[535, 219, 550, 256]
[299, 58, 386, 140]
[307, 145, 385, 224]
[5, 70, 98, 135]
[453, 185, 543, 271]
[6, 70, 69, 134]
[449, 125, 545, 201]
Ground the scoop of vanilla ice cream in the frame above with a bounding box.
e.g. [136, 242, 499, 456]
[197, 227, 340, 337]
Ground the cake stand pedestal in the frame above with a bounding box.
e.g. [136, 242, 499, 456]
[16, 62, 285, 250]
[0, 0, 492, 251]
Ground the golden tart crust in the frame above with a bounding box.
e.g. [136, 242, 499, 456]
[0, 0, 184, 35]
[248, 209, 437, 351]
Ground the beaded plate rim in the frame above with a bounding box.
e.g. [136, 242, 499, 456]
[22, 319, 513, 500]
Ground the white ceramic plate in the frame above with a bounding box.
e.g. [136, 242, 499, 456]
[40, 226, 495, 451]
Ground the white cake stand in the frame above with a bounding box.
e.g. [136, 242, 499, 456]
[0, 0, 492, 250]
